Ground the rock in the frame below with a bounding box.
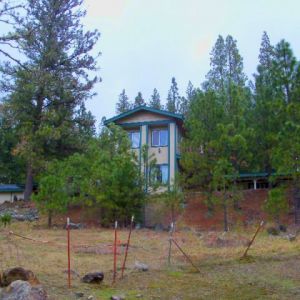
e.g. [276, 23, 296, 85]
[64, 222, 83, 230]
[134, 261, 149, 272]
[285, 234, 296, 242]
[181, 226, 192, 232]
[75, 291, 84, 298]
[135, 223, 142, 230]
[267, 227, 279, 236]
[136, 294, 143, 298]
[0, 206, 39, 222]
[111, 295, 125, 300]
[81, 272, 104, 284]
[154, 223, 164, 232]
[279, 224, 287, 232]
[87, 296, 94, 300]
[0, 280, 47, 300]
[1, 267, 39, 287]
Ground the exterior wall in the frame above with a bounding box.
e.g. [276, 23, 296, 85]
[0, 192, 24, 204]
[118, 111, 173, 124]
[169, 123, 176, 185]
[115, 109, 183, 190]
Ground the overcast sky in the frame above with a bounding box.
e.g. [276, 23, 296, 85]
[2, 1, 300, 127]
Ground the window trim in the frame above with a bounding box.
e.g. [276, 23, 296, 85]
[151, 129, 168, 147]
[128, 131, 140, 149]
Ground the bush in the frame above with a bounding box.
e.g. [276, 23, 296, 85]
[0, 213, 12, 227]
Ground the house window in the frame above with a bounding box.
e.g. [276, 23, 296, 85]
[150, 165, 169, 184]
[152, 129, 168, 147]
[128, 131, 140, 148]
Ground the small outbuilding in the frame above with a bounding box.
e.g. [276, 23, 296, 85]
[0, 184, 24, 204]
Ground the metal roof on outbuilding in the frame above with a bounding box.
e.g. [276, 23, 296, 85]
[0, 184, 24, 193]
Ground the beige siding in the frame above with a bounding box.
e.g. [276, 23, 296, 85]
[118, 111, 172, 124]
[0, 192, 24, 204]
[149, 146, 168, 164]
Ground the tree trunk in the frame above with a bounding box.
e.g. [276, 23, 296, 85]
[293, 185, 300, 224]
[223, 198, 229, 232]
[48, 211, 52, 228]
[233, 180, 240, 210]
[24, 164, 33, 201]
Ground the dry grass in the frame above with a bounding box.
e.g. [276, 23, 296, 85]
[1, 220, 300, 300]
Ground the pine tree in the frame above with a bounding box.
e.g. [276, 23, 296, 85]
[179, 81, 196, 115]
[203, 35, 227, 92]
[0, 0, 23, 65]
[133, 91, 145, 107]
[272, 40, 298, 104]
[166, 77, 180, 113]
[116, 89, 131, 113]
[225, 35, 247, 87]
[149, 88, 162, 109]
[251, 32, 280, 176]
[2, 0, 100, 200]
[203, 34, 247, 112]
[186, 81, 196, 101]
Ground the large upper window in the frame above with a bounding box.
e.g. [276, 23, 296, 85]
[152, 129, 168, 147]
[128, 131, 140, 148]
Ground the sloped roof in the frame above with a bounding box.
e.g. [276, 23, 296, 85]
[0, 184, 24, 193]
[104, 105, 184, 125]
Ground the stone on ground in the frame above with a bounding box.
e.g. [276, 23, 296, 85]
[111, 295, 125, 300]
[0, 280, 47, 300]
[134, 261, 149, 272]
[1, 267, 39, 287]
[81, 272, 104, 284]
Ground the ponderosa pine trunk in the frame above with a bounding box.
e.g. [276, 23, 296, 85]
[48, 210, 52, 228]
[24, 164, 33, 201]
[223, 197, 229, 232]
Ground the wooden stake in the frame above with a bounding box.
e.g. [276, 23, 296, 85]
[121, 216, 134, 279]
[67, 217, 71, 288]
[242, 220, 265, 259]
[113, 221, 118, 283]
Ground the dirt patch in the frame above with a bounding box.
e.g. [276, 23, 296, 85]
[204, 232, 250, 248]
[73, 244, 126, 255]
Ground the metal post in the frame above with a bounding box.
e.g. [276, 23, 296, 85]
[113, 221, 118, 283]
[171, 238, 201, 273]
[121, 216, 134, 279]
[67, 217, 71, 288]
[242, 220, 264, 259]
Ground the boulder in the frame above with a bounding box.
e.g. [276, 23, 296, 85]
[134, 261, 149, 272]
[0, 280, 47, 300]
[154, 223, 164, 232]
[267, 227, 279, 236]
[111, 295, 125, 300]
[1, 267, 39, 287]
[64, 222, 83, 230]
[81, 272, 104, 284]
[279, 224, 287, 232]
[74, 291, 84, 298]
[285, 234, 297, 242]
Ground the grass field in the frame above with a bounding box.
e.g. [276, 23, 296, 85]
[1, 220, 300, 300]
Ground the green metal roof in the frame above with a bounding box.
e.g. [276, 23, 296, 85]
[0, 184, 24, 193]
[104, 105, 184, 125]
